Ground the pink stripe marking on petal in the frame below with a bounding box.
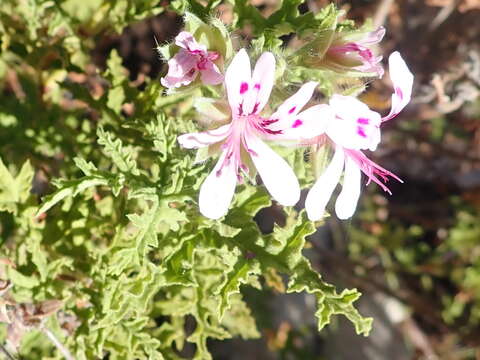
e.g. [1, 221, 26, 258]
[254, 83, 261, 90]
[357, 126, 367, 138]
[240, 82, 249, 94]
[261, 118, 278, 126]
[396, 87, 404, 100]
[292, 119, 303, 128]
[357, 117, 370, 124]
[238, 103, 244, 116]
[288, 106, 296, 114]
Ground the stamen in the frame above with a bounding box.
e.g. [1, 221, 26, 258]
[343, 148, 402, 194]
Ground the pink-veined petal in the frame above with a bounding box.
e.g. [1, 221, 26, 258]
[330, 94, 371, 118]
[199, 151, 237, 219]
[275, 104, 333, 141]
[335, 156, 362, 219]
[243, 52, 276, 115]
[245, 135, 300, 206]
[200, 62, 224, 85]
[382, 51, 414, 122]
[225, 49, 252, 116]
[175, 31, 207, 53]
[305, 146, 345, 221]
[327, 95, 382, 151]
[355, 54, 384, 78]
[161, 49, 198, 88]
[360, 26, 386, 46]
[270, 82, 318, 126]
[178, 124, 231, 149]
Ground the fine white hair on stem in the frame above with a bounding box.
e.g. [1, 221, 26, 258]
[42, 326, 75, 360]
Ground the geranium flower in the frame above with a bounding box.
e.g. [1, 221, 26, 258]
[178, 49, 321, 219]
[326, 26, 386, 77]
[303, 26, 386, 78]
[161, 31, 223, 89]
[278, 52, 413, 220]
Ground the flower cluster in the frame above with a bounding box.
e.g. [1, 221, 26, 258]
[164, 28, 413, 220]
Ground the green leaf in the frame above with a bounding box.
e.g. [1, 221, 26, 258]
[287, 259, 373, 335]
[36, 176, 108, 215]
[0, 158, 34, 212]
[127, 197, 161, 260]
[216, 254, 260, 318]
[221, 294, 260, 339]
[97, 126, 140, 176]
[107, 86, 126, 114]
[7, 267, 40, 289]
[105, 50, 128, 87]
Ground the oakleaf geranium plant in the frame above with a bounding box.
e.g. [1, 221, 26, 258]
[1, 2, 415, 359]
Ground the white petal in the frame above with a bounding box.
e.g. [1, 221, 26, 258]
[329, 94, 371, 119]
[199, 151, 237, 219]
[225, 49, 252, 116]
[277, 104, 333, 141]
[178, 124, 231, 149]
[360, 26, 386, 45]
[244, 52, 276, 114]
[335, 156, 361, 219]
[245, 135, 300, 206]
[305, 146, 345, 221]
[270, 82, 318, 127]
[382, 51, 414, 122]
[327, 95, 382, 151]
